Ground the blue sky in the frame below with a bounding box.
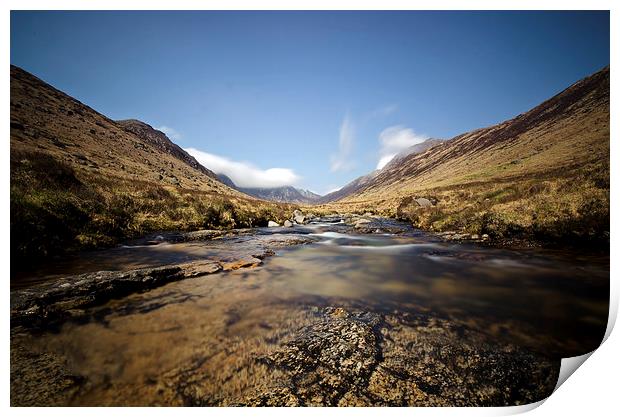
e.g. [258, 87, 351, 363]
[11, 11, 609, 194]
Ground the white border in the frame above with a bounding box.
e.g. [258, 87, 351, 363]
[2, 1, 617, 416]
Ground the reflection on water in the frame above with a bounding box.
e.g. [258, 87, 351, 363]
[11, 219, 609, 405]
[262, 238, 608, 356]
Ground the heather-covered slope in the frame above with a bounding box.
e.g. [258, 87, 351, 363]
[116, 119, 220, 181]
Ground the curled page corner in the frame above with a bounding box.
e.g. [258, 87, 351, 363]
[552, 287, 618, 390]
[552, 299, 615, 394]
[502, 350, 599, 415]
[554, 351, 595, 392]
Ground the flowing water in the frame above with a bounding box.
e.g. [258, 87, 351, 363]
[10, 217, 609, 405]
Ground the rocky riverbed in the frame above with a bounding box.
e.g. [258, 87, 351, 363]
[10, 213, 608, 406]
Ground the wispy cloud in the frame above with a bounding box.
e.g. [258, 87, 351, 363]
[330, 114, 355, 172]
[185, 147, 300, 188]
[156, 125, 182, 141]
[371, 104, 398, 118]
[376, 125, 428, 170]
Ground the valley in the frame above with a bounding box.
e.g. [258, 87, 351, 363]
[9, 64, 610, 407]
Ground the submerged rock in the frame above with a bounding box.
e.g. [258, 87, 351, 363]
[11, 332, 86, 406]
[258, 307, 381, 405]
[221, 257, 263, 271]
[10, 287, 560, 406]
[239, 307, 559, 406]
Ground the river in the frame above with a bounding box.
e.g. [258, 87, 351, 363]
[10, 215, 609, 406]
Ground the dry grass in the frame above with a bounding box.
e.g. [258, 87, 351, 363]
[11, 150, 295, 265]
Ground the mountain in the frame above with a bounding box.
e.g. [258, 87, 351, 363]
[216, 174, 321, 204]
[297, 188, 322, 201]
[322, 66, 609, 244]
[10, 65, 292, 264]
[319, 138, 443, 204]
[216, 173, 238, 188]
[318, 171, 381, 204]
[239, 186, 321, 204]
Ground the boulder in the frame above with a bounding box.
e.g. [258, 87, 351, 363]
[268, 221, 280, 227]
[354, 219, 372, 228]
[284, 220, 293, 227]
[414, 197, 432, 207]
[293, 209, 304, 217]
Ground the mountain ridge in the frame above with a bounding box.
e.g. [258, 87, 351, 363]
[239, 185, 321, 204]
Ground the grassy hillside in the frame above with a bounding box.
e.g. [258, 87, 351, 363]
[318, 67, 610, 247]
[10, 66, 293, 266]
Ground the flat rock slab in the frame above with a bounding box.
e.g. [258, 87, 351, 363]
[10, 234, 313, 329]
[180, 260, 223, 278]
[11, 265, 185, 328]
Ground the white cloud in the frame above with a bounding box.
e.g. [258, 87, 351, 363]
[377, 154, 397, 170]
[376, 125, 428, 170]
[185, 147, 301, 188]
[156, 125, 182, 141]
[330, 114, 355, 172]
